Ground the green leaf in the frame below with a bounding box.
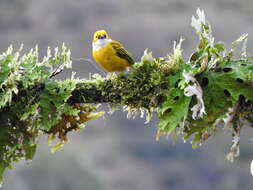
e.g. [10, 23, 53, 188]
[157, 73, 191, 136]
[205, 61, 253, 103]
[213, 43, 225, 53]
[25, 143, 37, 160]
[183, 61, 253, 146]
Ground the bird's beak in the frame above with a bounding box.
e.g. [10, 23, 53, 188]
[98, 34, 106, 39]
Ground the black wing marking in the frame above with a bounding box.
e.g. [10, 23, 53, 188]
[111, 41, 135, 65]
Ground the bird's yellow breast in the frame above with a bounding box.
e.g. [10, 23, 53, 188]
[93, 42, 131, 72]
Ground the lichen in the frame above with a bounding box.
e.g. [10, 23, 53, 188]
[0, 44, 103, 183]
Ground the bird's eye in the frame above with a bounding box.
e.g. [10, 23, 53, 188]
[98, 34, 106, 39]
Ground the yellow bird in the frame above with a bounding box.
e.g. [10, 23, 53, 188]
[92, 30, 134, 72]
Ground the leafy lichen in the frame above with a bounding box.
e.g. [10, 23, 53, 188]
[0, 45, 103, 184]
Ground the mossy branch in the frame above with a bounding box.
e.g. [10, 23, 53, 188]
[1, 8, 253, 184]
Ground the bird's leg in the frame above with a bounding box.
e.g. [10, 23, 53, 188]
[125, 67, 131, 73]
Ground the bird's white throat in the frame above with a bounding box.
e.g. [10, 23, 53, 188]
[92, 39, 112, 51]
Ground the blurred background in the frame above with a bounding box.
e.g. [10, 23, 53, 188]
[1, 0, 253, 189]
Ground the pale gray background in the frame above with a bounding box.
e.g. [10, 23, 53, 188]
[1, 0, 253, 190]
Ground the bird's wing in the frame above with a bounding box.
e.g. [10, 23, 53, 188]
[110, 41, 135, 65]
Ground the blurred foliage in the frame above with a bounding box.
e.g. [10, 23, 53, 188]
[1, 8, 253, 185]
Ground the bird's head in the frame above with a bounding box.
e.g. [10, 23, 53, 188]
[93, 30, 110, 42]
